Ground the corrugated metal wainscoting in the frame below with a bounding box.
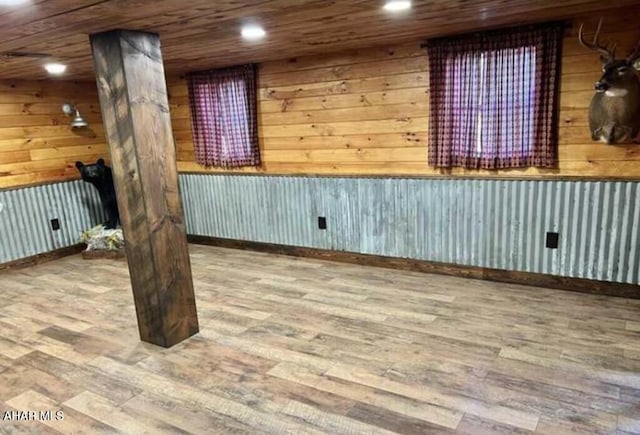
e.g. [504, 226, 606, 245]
[2, 175, 638, 285]
[180, 174, 640, 285]
[0, 180, 104, 264]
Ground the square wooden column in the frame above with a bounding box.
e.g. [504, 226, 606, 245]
[90, 30, 198, 347]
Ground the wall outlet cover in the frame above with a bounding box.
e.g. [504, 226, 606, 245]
[546, 232, 559, 249]
[318, 216, 327, 230]
[50, 218, 60, 231]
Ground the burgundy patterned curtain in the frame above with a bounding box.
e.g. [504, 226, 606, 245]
[186, 64, 260, 168]
[426, 23, 563, 169]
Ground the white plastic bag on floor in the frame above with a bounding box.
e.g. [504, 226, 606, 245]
[79, 225, 125, 251]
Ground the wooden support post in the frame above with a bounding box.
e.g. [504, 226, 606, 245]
[89, 30, 198, 347]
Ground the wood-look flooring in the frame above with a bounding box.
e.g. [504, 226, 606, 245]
[0, 244, 639, 434]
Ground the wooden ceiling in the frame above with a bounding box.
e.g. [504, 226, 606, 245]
[0, 0, 637, 80]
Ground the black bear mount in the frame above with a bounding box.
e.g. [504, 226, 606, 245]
[75, 158, 120, 229]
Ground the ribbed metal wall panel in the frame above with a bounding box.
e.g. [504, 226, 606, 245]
[0, 181, 104, 264]
[179, 174, 640, 284]
[3, 175, 639, 285]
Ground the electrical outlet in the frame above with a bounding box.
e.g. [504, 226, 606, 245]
[546, 232, 559, 249]
[318, 216, 327, 230]
[50, 218, 60, 231]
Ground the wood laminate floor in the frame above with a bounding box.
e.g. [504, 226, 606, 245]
[0, 244, 639, 434]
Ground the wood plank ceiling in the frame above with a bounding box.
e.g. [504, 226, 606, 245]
[0, 0, 637, 80]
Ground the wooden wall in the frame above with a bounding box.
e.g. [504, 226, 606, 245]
[0, 80, 107, 189]
[1, 7, 639, 190]
[170, 6, 640, 179]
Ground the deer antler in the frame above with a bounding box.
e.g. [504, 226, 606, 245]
[578, 18, 616, 64]
[627, 38, 640, 64]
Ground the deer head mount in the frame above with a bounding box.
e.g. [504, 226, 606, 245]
[579, 18, 640, 144]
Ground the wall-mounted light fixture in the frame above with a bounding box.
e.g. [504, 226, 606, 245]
[62, 103, 88, 129]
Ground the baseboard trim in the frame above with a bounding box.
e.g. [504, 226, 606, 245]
[188, 235, 640, 299]
[81, 248, 126, 260]
[0, 244, 86, 273]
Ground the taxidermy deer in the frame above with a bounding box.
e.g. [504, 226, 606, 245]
[578, 19, 640, 144]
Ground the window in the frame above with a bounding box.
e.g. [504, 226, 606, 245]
[186, 64, 260, 168]
[426, 23, 563, 169]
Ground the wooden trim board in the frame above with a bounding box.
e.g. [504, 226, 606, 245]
[0, 244, 86, 273]
[178, 171, 640, 183]
[81, 248, 126, 260]
[0, 177, 86, 193]
[4, 172, 640, 194]
[188, 235, 640, 300]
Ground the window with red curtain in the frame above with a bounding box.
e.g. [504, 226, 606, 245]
[186, 64, 260, 168]
[425, 23, 564, 169]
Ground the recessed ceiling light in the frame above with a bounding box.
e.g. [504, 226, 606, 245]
[44, 63, 67, 75]
[383, 0, 411, 12]
[0, 0, 30, 5]
[241, 24, 266, 41]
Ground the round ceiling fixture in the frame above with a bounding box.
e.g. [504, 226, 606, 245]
[241, 24, 266, 41]
[44, 63, 67, 75]
[383, 0, 411, 12]
[0, 0, 30, 6]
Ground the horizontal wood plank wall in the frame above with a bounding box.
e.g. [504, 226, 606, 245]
[1, 8, 638, 190]
[170, 6, 640, 179]
[0, 80, 108, 189]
